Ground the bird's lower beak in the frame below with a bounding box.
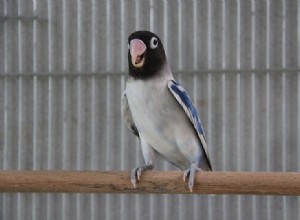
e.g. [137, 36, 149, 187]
[130, 39, 146, 68]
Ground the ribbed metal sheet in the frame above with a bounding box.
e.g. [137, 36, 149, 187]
[0, 0, 300, 219]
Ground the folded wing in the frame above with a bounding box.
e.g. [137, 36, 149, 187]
[168, 80, 212, 170]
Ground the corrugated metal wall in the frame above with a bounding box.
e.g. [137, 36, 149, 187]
[0, 0, 300, 219]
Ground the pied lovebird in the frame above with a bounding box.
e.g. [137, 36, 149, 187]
[121, 31, 212, 192]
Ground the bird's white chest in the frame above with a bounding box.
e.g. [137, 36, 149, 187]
[126, 79, 170, 132]
[126, 78, 193, 169]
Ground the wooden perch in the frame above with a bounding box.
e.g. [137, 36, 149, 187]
[0, 171, 299, 195]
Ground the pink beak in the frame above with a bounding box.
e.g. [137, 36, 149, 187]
[130, 39, 146, 67]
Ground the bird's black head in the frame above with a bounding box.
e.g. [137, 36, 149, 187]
[128, 31, 167, 79]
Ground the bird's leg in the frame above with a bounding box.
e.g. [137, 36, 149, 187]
[183, 162, 202, 192]
[131, 164, 154, 187]
[131, 137, 155, 187]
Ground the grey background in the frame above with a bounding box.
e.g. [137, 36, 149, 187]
[0, 0, 300, 219]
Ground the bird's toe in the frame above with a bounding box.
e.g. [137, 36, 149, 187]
[130, 164, 154, 187]
[131, 167, 139, 187]
[183, 169, 189, 182]
[183, 162, 202, 192]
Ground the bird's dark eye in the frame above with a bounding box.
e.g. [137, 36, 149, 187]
[150, 37, 158, 49]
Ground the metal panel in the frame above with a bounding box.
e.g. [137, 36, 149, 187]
[0, 0, 300, 219]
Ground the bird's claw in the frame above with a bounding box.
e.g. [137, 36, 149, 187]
[131, 167, 141, 188]
[131, 164, 154, 188]
[183, 162, 202, 192]
[131, 180, 137, 188]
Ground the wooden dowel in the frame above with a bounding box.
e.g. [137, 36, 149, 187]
[0, 171, 299, 195]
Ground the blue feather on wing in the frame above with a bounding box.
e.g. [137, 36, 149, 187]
[168, 80, 205, 138]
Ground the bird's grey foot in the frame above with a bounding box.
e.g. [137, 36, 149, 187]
[183, 162, 202, 192]
[131, 164, 154, 187]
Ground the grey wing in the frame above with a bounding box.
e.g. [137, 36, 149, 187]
[121, 91, 139, 137]
[168, 80, 212, 170]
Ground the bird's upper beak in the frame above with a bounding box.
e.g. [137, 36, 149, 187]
[130, 39, 146, 68]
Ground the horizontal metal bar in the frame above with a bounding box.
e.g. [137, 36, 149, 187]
[0, 69, 299, 77]
[0, 16, 39, 21]
[0, 72, 124, 77]
[0, 171, 299, 195]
